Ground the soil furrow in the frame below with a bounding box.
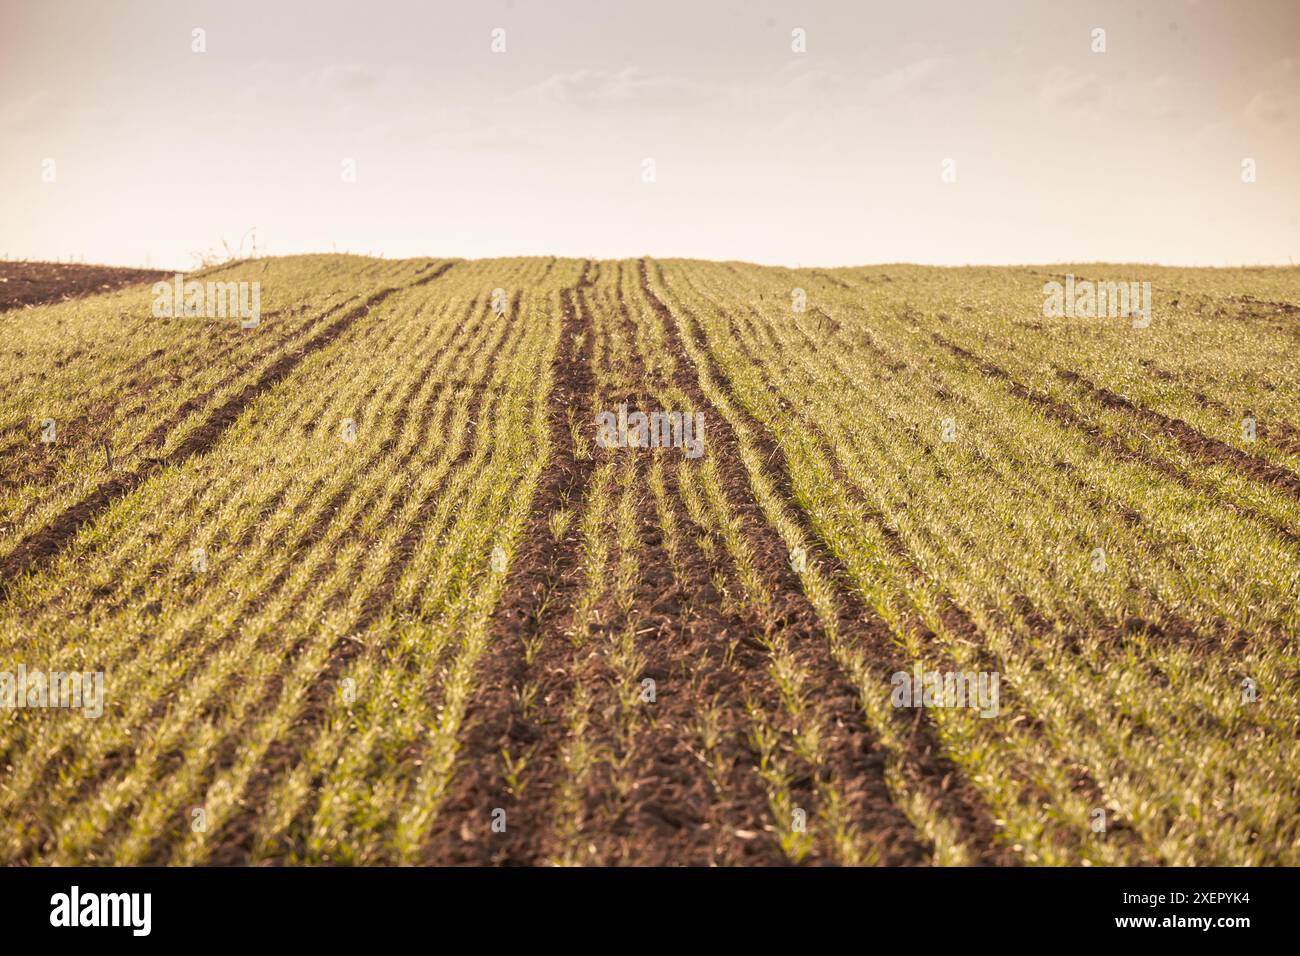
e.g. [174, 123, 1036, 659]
[1053, 366, 1300, 500]
[698, 291, 1018, 861]
[564, 269, 784, 864]
[423, 267, 597, 865]
[929, 335, 1300, 547]
[638, 259, 937, 865]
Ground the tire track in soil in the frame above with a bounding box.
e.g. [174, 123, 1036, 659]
[431, 267, 785, 865]
[0, 269, 460, 594]
[924, 335, 1283, 658]
[83, 472, 310, 622]
[17, 271, 450, 549]
[930, 335, 1300, 548]
[2, 463, 332, 850]
[268, 285, 533, 841]
[1143, 372, 1300, 459]
[566, 269, 784, 865]
[4, 316, 385, 629]
[716, 306, 1171, 852]
[626, 455, 790, 864]
[63, 296, 434, 617]
[638, 259, 936, 865]
[0, 267, 420, 502]
[779, 294, 1171, 856]
[765, 289, 1121, 853]
[3, 279, 471, 850]
[0, 291, 391, 588]
[423, 265, 597, 865]
[671, 277, 1015, 862]
[1053, 366, 1300, 501]
[130, 301, 361, 452]
[135, 308, 507, 866]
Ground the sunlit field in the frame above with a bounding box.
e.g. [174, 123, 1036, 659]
[2, 256, 1297, 865]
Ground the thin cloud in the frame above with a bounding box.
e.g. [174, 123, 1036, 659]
[868, 56, 948, 98]
[1, 90, 77, 133]
[508, 68, 715, 109]
[1038, 66, 1104, 111]
[302, 64, 382, 95]
[1245, 89, 1287, 126]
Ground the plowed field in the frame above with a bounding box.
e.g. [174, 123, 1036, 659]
[2, 256, 1297, 865]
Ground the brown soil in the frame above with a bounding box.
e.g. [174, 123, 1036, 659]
[424, 259, 939, 866]
[422, 267, 600, 865]
[0, 260, 169, 311]
[636, 261, 944, 865]
[1054, 366, 1300, 500]
[674, 296, 1014, 863]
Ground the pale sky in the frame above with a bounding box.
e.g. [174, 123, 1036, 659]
[2, 0, 1297, 268]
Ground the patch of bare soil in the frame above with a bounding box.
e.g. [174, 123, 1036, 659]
[0, 261, 169, 311]
[423, 266, 599, 865]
